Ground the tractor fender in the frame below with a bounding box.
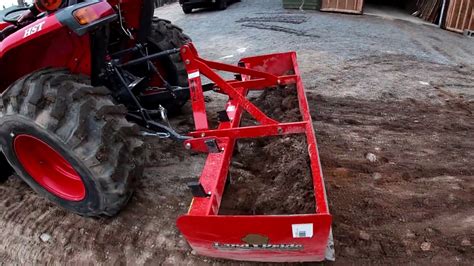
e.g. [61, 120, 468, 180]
[0, 15, 63, 58]
[0, 13, 91, 93]
[0, 1, 117, 92]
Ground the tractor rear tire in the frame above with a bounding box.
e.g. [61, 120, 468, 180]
[147, 18, 191, 113]
[0, 69, 144, 217]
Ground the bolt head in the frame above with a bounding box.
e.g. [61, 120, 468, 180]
[185, 59, 190, 65]
[201, 133, 205, 137]
[185, 143, 192, 150]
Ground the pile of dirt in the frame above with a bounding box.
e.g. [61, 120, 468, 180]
[251, 85, 302, 123]
[219, 86, 315, 215]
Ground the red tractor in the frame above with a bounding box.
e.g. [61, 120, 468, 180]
[0, 0, 191, 215]
[0, 0, 333, 262]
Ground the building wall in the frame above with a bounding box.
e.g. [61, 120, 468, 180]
[320, 0, 364, 14]
[444, 0, 474, 33]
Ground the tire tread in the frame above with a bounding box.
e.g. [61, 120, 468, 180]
[0, 69, 144, 216]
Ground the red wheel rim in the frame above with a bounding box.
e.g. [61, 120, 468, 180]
[14, 135, 86, 201]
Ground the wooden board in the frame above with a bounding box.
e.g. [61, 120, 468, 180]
[417, 0, 443, 23]
[444, 0, 474, 33]
[320, 0, 364, 14]
[283, 0, 321, 10]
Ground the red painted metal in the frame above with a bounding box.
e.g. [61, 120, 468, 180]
[0, 21, 12, 31]
[177, 43, 332, 262]
[14, 135, 86, 201]
[0, 1, 116, 93]
[0, 12, 92, 92]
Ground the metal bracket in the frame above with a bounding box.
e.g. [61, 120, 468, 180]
[116, 3, 134, 39]
[205, 139, 220, 153]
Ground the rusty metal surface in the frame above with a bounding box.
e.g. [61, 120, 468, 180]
[320, 0, 364, 14]
[444, 0, 474, 33]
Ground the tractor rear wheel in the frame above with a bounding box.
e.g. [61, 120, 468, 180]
[0, 69, 144, 216]
[147, 18, 191, 113]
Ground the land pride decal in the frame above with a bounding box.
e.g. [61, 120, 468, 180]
[213, 243, 304, 251]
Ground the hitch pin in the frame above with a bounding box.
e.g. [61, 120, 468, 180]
[142, 132, 171, 138]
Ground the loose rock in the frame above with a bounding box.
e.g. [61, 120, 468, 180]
[365, 153, 377, 163]
[461, 239, 471, 247]
[40, 233, 51, 243]
[372, 172, 382, 180]
[359, 230, 370, 241]
[420, 242, 431, 251]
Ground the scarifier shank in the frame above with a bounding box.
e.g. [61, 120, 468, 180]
[177, 43, 332, 262]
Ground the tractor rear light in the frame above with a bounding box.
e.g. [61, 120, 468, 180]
[73, 2, 115, 25]
[73, 7, 99, 25]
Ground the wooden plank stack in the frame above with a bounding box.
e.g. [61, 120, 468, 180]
[282, 0, 322, 10]
[414, 0, 443, 23]
[319, 0, 364, 14]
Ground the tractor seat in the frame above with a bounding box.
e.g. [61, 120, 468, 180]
[0, 25, 17, 42]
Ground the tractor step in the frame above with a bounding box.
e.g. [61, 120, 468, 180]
[177, 43, 332, 262]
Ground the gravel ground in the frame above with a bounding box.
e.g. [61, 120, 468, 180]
[1, 0, 473, 264]
[156, 0, 474, 93]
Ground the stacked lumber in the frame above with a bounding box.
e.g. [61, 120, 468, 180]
[283, 0, 321, 10]
[413, 0, 443, 23]
[320, 0, 364, 14]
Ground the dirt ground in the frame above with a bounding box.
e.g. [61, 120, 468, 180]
[1, 0, 474, 265]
